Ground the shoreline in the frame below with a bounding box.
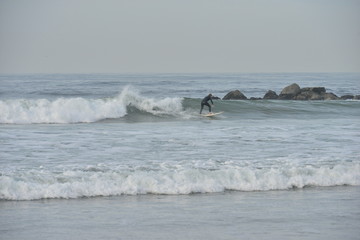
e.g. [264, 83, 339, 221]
[1, 186, 359, 240]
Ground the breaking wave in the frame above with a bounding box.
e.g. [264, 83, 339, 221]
[1, 163, 359, 200]
[0, 86, 185, 124]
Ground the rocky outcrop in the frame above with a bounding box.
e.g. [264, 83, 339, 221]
[340, 95, 360, 100]
[221, 83, 358, 101]
[222, 90, 247, 100]
[323, 93, 339, 100]
[281, 84, 339, 100]
[263, 90, 278, 99]
[294, 87, 326, 100]
[341, 95, 354, 100]
[278, 83, 301, 100]
[301, 87, 326, 94]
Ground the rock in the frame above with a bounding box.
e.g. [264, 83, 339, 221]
[250, 97, 262, 100]
[279, 83, 301, 100]
[340, 95, 354, 100]
[301, 87, 326, 94]
[323, 93, 339, 100]
[222, 90, 247, 100]
[279, 84, 329, 100]
[355, 95, 360, 100]
[309, 93, 323, 100]
[263, 90, 278, 99]
[294, 92, 321, 100]
[295, 90, 323, 100]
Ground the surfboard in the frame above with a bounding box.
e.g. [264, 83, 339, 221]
[201, 111, 223, 117]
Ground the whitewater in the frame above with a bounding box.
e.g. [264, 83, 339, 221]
[1, 73, 360, 240]
[0, 86, 186, 124]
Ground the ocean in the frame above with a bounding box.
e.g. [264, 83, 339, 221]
[1, 73, 359, 239]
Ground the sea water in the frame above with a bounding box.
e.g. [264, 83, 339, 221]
[1, 73, 359, 239]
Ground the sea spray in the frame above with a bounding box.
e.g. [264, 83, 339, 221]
[117, 86, 184, 115]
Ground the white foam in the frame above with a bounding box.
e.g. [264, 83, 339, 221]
[117, 86, 184, 115]
[0, 97, 127, 124]
[1, 163, 359, 200]
[0, 86, 185, 124]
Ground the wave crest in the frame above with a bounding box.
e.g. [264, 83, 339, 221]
[0, 86, 184, 124]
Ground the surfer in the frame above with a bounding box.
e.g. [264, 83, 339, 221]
[200, 93, 214, 114]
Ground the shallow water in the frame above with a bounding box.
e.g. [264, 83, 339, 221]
[1, 187, 359, 240]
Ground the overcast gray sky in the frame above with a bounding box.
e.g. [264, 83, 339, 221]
[1, 0, 359, 73]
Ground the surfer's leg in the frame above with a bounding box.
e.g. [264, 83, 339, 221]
[200, 103, 204, 114]
[205, 103, 211, 112]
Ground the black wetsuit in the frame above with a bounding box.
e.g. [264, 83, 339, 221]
[200, 95, 213, 114]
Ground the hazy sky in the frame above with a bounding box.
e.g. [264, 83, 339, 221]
[1, 0, 359, 73]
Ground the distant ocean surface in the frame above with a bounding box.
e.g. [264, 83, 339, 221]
[1, 73, 359, 239]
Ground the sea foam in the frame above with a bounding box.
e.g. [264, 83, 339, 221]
[1, 163, 359, 200]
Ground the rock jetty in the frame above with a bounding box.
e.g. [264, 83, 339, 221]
[222, 83, 360, 100]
